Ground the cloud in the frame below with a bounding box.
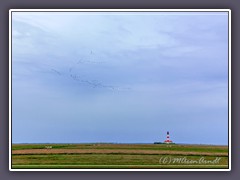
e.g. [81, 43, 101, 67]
[12, 11, 229, 144]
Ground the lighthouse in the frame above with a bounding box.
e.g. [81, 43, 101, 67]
[164, 131, 173, 144]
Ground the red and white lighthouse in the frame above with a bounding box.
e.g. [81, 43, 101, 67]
[164, 131, 173, 144]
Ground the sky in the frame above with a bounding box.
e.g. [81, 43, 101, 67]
[12, 11, 229, 145]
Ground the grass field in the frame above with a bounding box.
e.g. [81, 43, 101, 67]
[11, 143, 229, 169]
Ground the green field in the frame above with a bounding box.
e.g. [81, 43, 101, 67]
[11, 143, 229, 169]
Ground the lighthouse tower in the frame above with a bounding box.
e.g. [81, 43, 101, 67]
[164, 131, 173, 144]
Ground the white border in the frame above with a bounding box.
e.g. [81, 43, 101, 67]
[9, 9, 12, 172]
[9, 9, 231, 172]
[228, 9, 232, 171]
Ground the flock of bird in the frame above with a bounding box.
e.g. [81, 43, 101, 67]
[49, 51, 130, 91]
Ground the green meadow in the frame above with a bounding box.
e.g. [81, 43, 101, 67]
[12, 143, 229, 169]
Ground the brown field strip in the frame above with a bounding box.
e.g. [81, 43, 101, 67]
[12, 149, 228, 156]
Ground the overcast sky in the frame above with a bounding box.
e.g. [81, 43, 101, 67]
[12, 11, 229, 145]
